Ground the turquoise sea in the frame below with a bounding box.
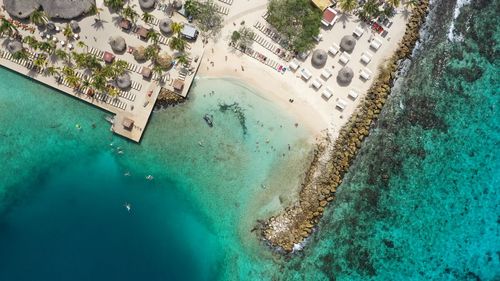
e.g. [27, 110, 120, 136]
[0, 0, 499, 280]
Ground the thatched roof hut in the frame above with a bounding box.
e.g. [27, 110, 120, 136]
[116, 73, 131, 89]
[311, 49, 327, 68]
[109, 36, 126, 53]
[173, 0, 183, 10]
[139, 0, 156, 9]
[4, 0, 94, 19]
[156, 52, 172, 69]
[340, 35, 356, 53]
[7, 40, 23, 54]
[337, 66, 354, 84]
[159, 18, 172, 34]
[133, 46, 147, 61]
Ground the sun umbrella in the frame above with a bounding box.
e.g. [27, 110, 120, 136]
[337, 66, 354, 84]
[108, 36, 127, 52]
[7, 40, 23, 54]
[311, 49, 328, 68]
[340, 35, 356, 52]
[159, 18, 172, 34]
[139, 0, 156, 9]
[116, 73, 132, 89]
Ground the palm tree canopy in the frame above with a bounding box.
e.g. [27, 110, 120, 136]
[29, 10, 48, 26]
[339, 0, 358, 13]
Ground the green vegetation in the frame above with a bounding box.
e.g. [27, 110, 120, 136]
[266, 0, 321, 52]
[141, 12, 154, 24]
[338, 0, 358, 13]
[63, 24, 73, 41]
[0, 18, 18, 37]
[231, 26, 254, 48]
[104, 0, 125, 11]
[29, 10, 48, 26]
[358, 0, 381, 20]
[184, 0, 223, 38]
[121, 5, 139, 23]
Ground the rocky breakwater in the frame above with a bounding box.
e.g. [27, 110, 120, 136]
[154, 87, 186, 110]
[260, 1, 431, 253]
[5, 0, 94, 19]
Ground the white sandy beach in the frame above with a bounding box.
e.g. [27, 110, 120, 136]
[199, 0, 410, 139]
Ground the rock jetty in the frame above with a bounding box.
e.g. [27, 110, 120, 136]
[260, 1, 431, 253]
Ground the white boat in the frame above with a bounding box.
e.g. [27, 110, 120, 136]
[146, 175, 154, 180]
[124, 203, 131, 212]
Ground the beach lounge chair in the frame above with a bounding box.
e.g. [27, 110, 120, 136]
[370, 39, 382, 50]
[348, 89, 359, 100]
[360, 51, 373, 64]
[360, 68, 372, 80]
[320, 68, 332, 80]
[289, 59, 300, 71]
[353, 26, 364, 38]
[322, 87, 333, 100]
[312, 78, 322, 90]
[328, 43, 340, 56]
[339, 52, 350, 64]
[336, 98, 348, 111]
[300, 68, 312, 81]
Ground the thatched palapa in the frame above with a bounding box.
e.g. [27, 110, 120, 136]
[7, 40, 23, 54]
[109, 36, 127, 53]
[340, 35, 356, 52]
[311, 49, 328, 68]
[159, 18, 173, 34]
[116, 73, 132, 89]
[139, 0, 156, 9]
[337, 66, 354, 84]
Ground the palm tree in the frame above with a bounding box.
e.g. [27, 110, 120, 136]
[80, 77, 92, 93]
[22, 36, 39, 51]
[55, 49, 70, 63]
[91, 72, 107, 92]
[171, 22, 183, 36]
[362, 0, 381, 20]
[386, 0, 400, 7]
[12, 49, 30, 60]
[121, 5, 139, 23]
[38, 41, 55, 54]
[404, 0, 419, 9]
[62, 65, 75, 77]
[63, 24, 73, 41]
[146, 29, 159, 45]
[65, 74, 81, 89]
[77, 41, 88, 52]
[104, 0, 125, 11]
[338, 0, 358, 14]
[44, 65, 59, 77]
[33, 56, 47, 70]
[107, 86, 119, 97]
[152, 64, 164, 82]
[112, 60, 128, 76]
[176, 54, 190, 66]
[29, 10, 48, 26]
[145, 45, 159, 61]
[169, 36, 186, 52]
[0, 18, 18, 37]
[142, 12, 154, 25]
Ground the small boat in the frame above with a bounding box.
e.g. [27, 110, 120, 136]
[146, 175, 154, 180]
[124, 171, 130, 176]
[203, 114, 213, 127]
[124, 203, 131, 212]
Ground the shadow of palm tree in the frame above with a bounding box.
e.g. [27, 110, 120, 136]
[91, 19, 107, 30]
[338, 12, 353, 29]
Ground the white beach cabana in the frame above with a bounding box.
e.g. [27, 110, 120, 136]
[300, 68, 312, 81]
[336, 98, 348, 111]
[322, 87, 333, 100]
[312, 78, 323, 89]
[321, 7, 338, 27]
[321, 68, 332, 80]
[360, 68, 373, 80]
[360, 51, 373, 64]
[328, 43, 340, 56]
[339, 52, 350, 64]
[370, 39, 382, 50]
[348, 89, 359, 100]
[353, 26, 364, 38]
[289, 59, 300, 71]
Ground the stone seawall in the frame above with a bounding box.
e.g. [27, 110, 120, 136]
[260, 1, 431, 253]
